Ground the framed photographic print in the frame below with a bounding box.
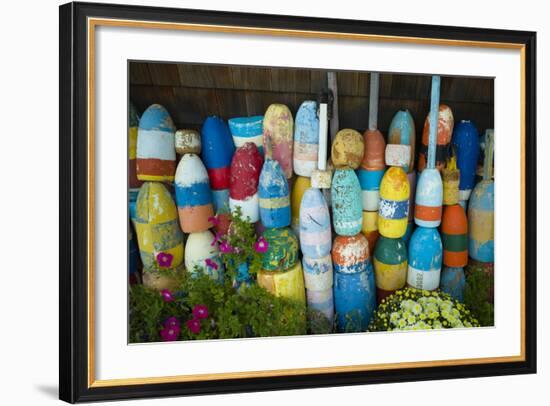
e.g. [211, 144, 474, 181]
[59, 1, 537, 403]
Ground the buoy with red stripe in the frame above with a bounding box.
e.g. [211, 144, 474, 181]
[418, 104, 454, 172]
[263, 104, 294, 179]
[293, 100, 319, 177]
[136, 104, 176, 182]
[201, 116, 236, 212]
[332, 234, 376, 332]
[229, 142, 263, 223]
[442, 204, 468, 268]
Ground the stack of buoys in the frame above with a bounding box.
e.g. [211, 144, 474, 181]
[417, 104, 454, 172]
[331, 126, 375, 332]
[201, 116, 236, 213]
[468, 130, 494, 265]
[388, 109, 416, 244]
[263, 104, 294, 180]
[257, 137, 305, 305]
[408, 76, 444, 291]
[440, 153, 468, 302]
[228, 115, 264, 156]
[452, 120, 480, 209]
[374, 142, 410, 303]
[300, 95, 334, 326]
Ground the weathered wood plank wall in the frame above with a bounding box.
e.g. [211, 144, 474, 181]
[130, 62, 494, 134]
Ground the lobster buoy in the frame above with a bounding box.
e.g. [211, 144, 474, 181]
[407, 227, 443, 291]
[175, 154, 214, 233]
[452, 120, 480, 203]
[357, 128, 386, 211]
[361, 210, 379, 256]
[134, 182, 184, 270]
[136, 104, 176, 182]
[378, 167, 410, 238]
[299, 188, 332, 258]
[175, 129, 201, 155]
[228, 116, 264, 156]
[201, 116, 235, 212]
[440, 267, 466, 302]
[261, 227, 299, 271]
[442, 204, 468, 267]
[373, 236, 407, 303]
[291, 176, 311, 237]
[332, 129, 365, 170]
[263, 104, 294, 178]
[293, 101, 320, 177]
[229, 143, 263, 223]
[414, 169, 443, 228]
[388, 109, 416, 173]
[303, 255, 334, 321]
[331, 169, 363, 236]
[418, 104, 454, 172]
[128, 102, 142, 189]
[333, 234, 376, 332]
[258, 159, 291, 228]
[185, 230, 224, 281]
[257, 261, 306, 305]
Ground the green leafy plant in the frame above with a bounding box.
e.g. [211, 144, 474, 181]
[368, 287, 480, 332]
[464, 265, 494, 327]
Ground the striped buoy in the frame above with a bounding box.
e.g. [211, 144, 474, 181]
[418, 104, 454, 172]
[388, 109, 416, 173]
[440, 267, 466, 302]
[442, 204, 468, 267]
[378, 167, 410, 238]
[133, 182, 184, 270]
[442, 152, 460, 205]
[331, 169, 363, 236]
[229, 143, 263, 223]
[175, 129, 201, 155]
[407, 227, 443, 291]
[468, 130, 494, 263]
[291, 176, 311, 237]
[452, 120, 480, 204]
[263, 104, 294, 178]
[333, 234, 376, 332]
[185, 230, 224, 281]
[201, 116, 235, 212]
[293, 100, 319, 177]
[128, 102, 142, 189]
[331, 129, 365, 170]
[175, 154, 214, 233]
[303, 255, 334, 321]
[299, 188, 332, 258]
[361, 210, 379, 256]
[228, 116, 264, 156]
[261, 227, 299, 271]
[257, 261, 306, 305]
[136, 104, 176, 182]
[373, 236, 407, 303]
[258, 159, 291, 228]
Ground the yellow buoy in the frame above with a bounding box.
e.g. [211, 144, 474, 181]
[378, 167, 410, 238]
[257, 261, 306, 305]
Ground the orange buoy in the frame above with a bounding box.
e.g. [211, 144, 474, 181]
[441, 204, 468, 267]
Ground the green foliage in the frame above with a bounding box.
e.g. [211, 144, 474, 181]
[368, 287, 480, 332]
[464, 266, 494, 327]
[307, 309, 334, 335]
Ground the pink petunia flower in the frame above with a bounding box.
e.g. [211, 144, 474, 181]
[164, 316, 180, 329]
[254, 237, 269, 253]
[186, 318, 201, 334]
[208, 216, 220, 226]
[205, 258, 219, 270]
[156, 252, 173, 268]
[160, 326, 180, 341]
[210, 232, 222, 247]
[160, 289, 174, 302]
[219, 240, 233, 254]
[193, 304, 209, 319]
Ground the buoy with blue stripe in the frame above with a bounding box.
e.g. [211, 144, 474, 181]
[259, 156, 291, 229]
[229, 142, 263, 223]
[263, 104, 294, 179]
[378, 167, 410, 238]
[136, 104, 176, 182]
[201, 116, 235, 212]
[452, 120, 480, 205]
[333, 234, 376, 332]
[440, 267, 466, 302]
[293, 100, 319, 177]
[175, 154, 214, 233]
[185, 230, 224, 282]
[133, 182, 184, 270]
[331, 169, 363, 236]
[418, 104, 454, 172]
[303, 255, 334, 321]
[128, 102, 142, 189]
[468, 129, 494, 263]
[407, 226, 443, 291]
[373, 236, 407, 303]
[388, 109, 416, 173]
[228, 116, 264, 156]
[415, 76, 443, 228]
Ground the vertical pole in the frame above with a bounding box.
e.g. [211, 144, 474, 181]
[327, 72, 339, 143]
[368, 72, 379, 131]
[427, 75, 441, 170]
[483, 129, 494, 181]
[318, 103, 328, 171]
